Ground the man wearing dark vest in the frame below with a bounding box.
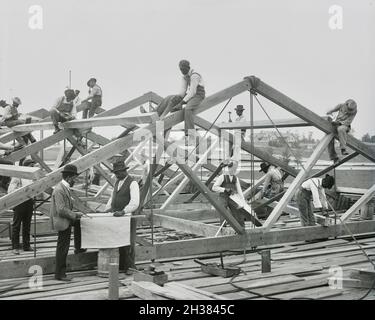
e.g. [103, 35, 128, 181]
[173, 60, 205, 144]
[212, 160, 247, 227]
[105, 162, 140, 274]
[50, 89, 77, 134]
[50, 164, 84, 281]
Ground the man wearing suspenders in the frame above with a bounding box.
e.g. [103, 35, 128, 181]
[50, 89, 77, 134]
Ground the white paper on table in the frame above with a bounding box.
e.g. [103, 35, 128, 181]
[81, 213, 131, 249]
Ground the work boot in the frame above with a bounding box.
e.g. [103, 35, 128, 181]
[23, 246, 33, 252]
[53, 126, 61, 134]
[74, 248, 87, 254]
[12, 249, 20, 255]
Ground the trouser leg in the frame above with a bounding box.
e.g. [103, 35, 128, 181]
[21, 200, 34, 249]
[327, 138, 338, 160]
[73, 220, 82, 251]
[50, 109, 60, 127]
[55, 227, 72, 278]
[307, 202, 316, 226]
[337, 125, 349, 150]
[297, 191, 311, 227]
[184, 95, 204, 137]
[119, 218, 137, 271]
[12, 207, 22, 249]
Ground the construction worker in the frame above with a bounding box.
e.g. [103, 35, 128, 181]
[173, 60, 205, 144]
[50, 164, 85, 281]
[212, 160, 246, 227]
[8, 159, 36, 254]
[326, 99, 357, 162]
[0, 97, 36, 144]
[259, 162, 284, 199]
[234, 105, 246, 140]
[50, 89, 77, 134]
[105, 162, 140, 275]
[82, 78, 103, 119]
[297, 174, 335, 226]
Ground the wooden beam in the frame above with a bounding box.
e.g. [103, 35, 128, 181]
[3, 129, 70, 162]
[0, 81, 254, 212]
[93, 91, 158, 117]
[340, 184, 375, 222]
[0, 164, 45, 180]
[249, 76, 375, 163]
[217, 117, 313, 130]
[0, 220, 373, 280]
[153, 214, 227, 237]
[262, 134, 334, 231]
[160, 139, 219, 210]
[194, 116, 298, 177]
[310, 152, 359, 178]
[65, 134, 115, 187]
[157, 139, 245, 234]
[243, 175, 268, 198]
[148, 220, 375, 260]
[11, 114, 157, 132]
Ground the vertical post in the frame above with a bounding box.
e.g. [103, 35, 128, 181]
[39, 130, 44, 160]
[261, 250, 271, 273]
[108, 263, 119, 300]
[250, 91, 254, 221]
[33, 197, 37, 258]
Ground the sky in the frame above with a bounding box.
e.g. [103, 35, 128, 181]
[0, 0, 374, 139]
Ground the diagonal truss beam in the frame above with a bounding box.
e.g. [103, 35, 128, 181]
[262, 134, 334, 231]
[248, 76, 375, 162]
[340, 184, 375, 222]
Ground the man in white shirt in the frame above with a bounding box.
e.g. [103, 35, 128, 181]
[105, 162, 140, 274]
[297, 174, 335, 226]
[173, 60, 205, 144]
[8, 159, 36, 254]
[212, 160, 247, 227]
[82, 78, 103, 119]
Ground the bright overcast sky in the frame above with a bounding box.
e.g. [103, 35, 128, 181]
[0, 0, 374, 138]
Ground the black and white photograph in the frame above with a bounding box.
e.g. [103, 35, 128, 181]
[0, 0, 374, 307]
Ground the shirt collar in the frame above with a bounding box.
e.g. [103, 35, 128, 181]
[61, 179, 70, 189]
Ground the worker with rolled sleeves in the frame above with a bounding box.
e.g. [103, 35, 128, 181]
[297, 174, 335, 227]
[259, 162, 284, 199]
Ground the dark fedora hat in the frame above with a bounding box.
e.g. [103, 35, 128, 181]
[21, 158, 36, 167]
[87, 77, 97, 86]
[235, 105, 244, 111]
[62, 164, 79, 176]
[0, 100, 7, 107]
[112, 162, 129, 173]
[259, 162, 271, 173]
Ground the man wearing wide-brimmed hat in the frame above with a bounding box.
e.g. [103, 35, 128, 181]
[105, 161, 140, 275]
[8, 158, 37, 254]
[82, 77, 103, 119]
[50, 89, 78, 134]
[0, 97, 36, 144]
[259, 162, 284, 199]
[51, 164, 84, 281]
[327, 99, 358, 161]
